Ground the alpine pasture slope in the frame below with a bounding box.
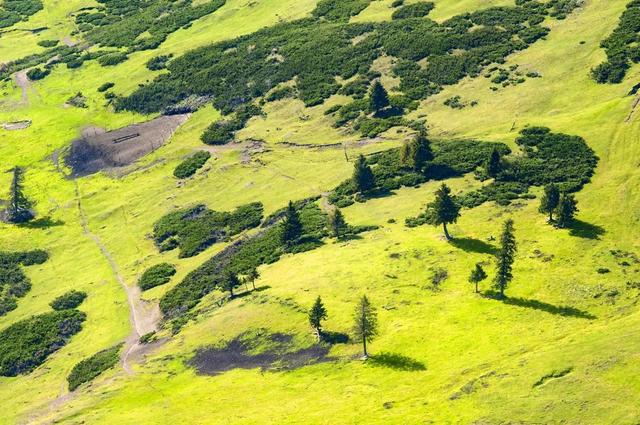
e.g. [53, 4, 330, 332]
[1, 0, 640, 423]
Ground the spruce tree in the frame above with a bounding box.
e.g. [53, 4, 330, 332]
[369, 80, 389, 114]
[555, 193, 578, 228]
[281, 201, 302, 246]
[469, 263, 488, 293]
[308, 296, 328, 341]
[486, 148, 502, 178]
[352, 295, 378, 359]
[409, 131, 434, 172]
[494, 219, 517, 298]
[399, 141, 412, 168]
[425, 183, 461, 240]
[221, 271, 240, 298]
[328, 208, 349, 238]
[539, 184, 560, 222]
[5, 167, 34, 224]
[352, 155, 375, 193]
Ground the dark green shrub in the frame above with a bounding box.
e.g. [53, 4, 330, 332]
[97, 82, 114, 92]
[312, 0, 371, 21]
[37, 39, 58, 48]
[97, 52, 128, 66]
[0, 0, 43, 29]
[67, 344, 122, 391]
[146, 54, 173, 70]
[50, 290, 87, 310]
[139, 263, 176, 291]
[26, 67, 50, 80]
[174, 151, 211, 178]
[391, 2, 434, 19]
[0, 250, 49, 317]
[0, 310, 86, 376]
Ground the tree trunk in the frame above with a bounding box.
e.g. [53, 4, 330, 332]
[549, 210, 553, 222]
[475, 282, 479, 293]
[443, 223, 452, 240]
[362, 335, 368, 359]
[252, 281, 256, 291]
[315, 327, 322, 342]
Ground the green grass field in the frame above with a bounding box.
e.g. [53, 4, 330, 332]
[2, 0, 640, 423]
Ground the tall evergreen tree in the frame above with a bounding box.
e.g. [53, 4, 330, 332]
[281, 201, 303, 246]
[555, 193, 578, 228]
[494, 219, 517, 298]
[328, 208, 349, 238]
[352, 155, 375, 193]
[469, 263, 488, 293]
[308, 296, 328, 341]
[369, 80, 389, 113]
[352, 295, 378, 359]
[485, 148, 502, 178]
[409, 131, 434, 171]
[221, 271, 240, 298]
[539, 183, 560, 222]
[5, 167, 34, 224]
[425, 183, 461, 240]
[399, 141, 412, 167]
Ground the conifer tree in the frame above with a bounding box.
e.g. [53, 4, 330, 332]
[494, 219, 517, 298]
[409, 131, 434, 171]
[328, 208, 349, 238]
[486, 148, 502, 178]
[308, 296, 328, 341]
[469, 263, 488, 293]
[221, 271, 240, 298]
[281, 201, 302, 246]
[5, 167, 34, 224]
[369, 80, 389, 114]
[539, 183, 560, 222]
[352, 155, 375, 193]
[555, 193, 578, 228]
[352, 295, 378, 359]
[425, 183, 461, 240]
[399, 141, 411, 167]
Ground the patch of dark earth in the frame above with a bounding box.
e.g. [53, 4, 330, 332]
[65, 114, 189, 177]
[188, 329, 335, 375]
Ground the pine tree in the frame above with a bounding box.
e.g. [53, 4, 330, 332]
[399, 141, 412, 168]
[369, 80, 389, 114]
[555, 193, 578, 228]
[425, 183, 461, 240]
[485, 148, 502, 178]
[494, 219, 517, 298]
[281, 201, 302, 246]
[352, 155, 375, 193]
[539, 184, 560, 222]
[409, 131, 434, 171]
[221, 270, 240, 298]
[308, 296, 328, 341]
[469, 263, 488, 293]
[328, 208, 349, 238]
[5, 167, 34, 224]
[352, 295, 378, 359]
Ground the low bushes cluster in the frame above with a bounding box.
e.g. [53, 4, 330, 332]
[97, 52, 128, 66]
[139, 263, 176, 291]
[312, 0, 371, 21]
[67, 343, 122, 391]
[26, 67, 50, 80]
[153, 202, 264, 257]
[391, 2, 434, 20]
[201, 104, 262, 145]
[0, 0, 43, 29]
[0, 309, 86, 376]
[50, 290, 87, 311]
[173, 151, 211, 178]
[146, 54, 173, 71]
[591, 0, 640, 83]
[160, 203, 328, 318]
[97, 82, 115, 92]
[0, 250, 49, 316]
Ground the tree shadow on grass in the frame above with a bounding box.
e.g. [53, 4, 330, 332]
[321, 331, 349, 344]
[484, 291, 596, 319]
[368, 352, 426, 371]
[450, 237, 498, 255]
[568, 219, 605, 240]
[17, 217, 64, 229]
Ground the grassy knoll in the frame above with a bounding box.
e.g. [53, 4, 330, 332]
[1, 0, 640, 424]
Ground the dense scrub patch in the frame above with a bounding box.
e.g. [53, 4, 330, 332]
[391, 2, 434, 20]
[117, 0, 575, 139]
[0, 0, 43, 29]
[138, 263, 176, 291]
[67, 344, 122, 391]
[0, 250, 49, 316]
[189, 329, 333, 375]
[160, 203, 328, 318]
[173, 151, 211, 178]
[50, 290, 87, 311]
[201, 105, 263, 145]
[153, 202, 264, 258]
[591, 0, 640, 83]
[0, 310, 86, 376]
[329, 140, 511, 207]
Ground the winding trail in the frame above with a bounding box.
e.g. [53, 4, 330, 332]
[14, 70, 31, 105]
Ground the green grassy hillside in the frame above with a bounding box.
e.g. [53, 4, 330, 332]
[1, 0, 640, 423]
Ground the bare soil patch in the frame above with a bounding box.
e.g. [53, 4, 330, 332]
[66, 114, 189, 177]
[2, 120, 31, 130]
[189, 329, 333, 375]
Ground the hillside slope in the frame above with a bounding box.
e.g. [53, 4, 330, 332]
[1, 0, 640, 423]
